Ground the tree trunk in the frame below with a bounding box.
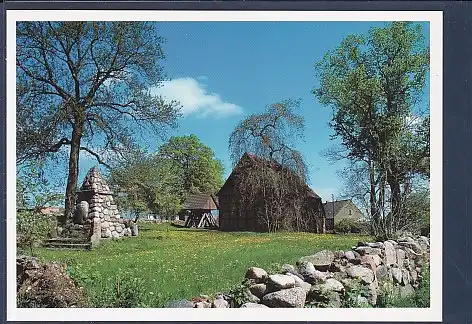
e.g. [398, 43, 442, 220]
[368, 160, 379, 235]
[62, 118, 84, 224]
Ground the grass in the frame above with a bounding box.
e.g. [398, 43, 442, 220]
[34, 222, 370, 307]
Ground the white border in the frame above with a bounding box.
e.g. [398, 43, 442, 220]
[6, 10, 443, 322]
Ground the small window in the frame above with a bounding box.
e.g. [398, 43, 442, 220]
[348, 209, 352, 215]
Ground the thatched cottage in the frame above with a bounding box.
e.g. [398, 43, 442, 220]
[217, 153, 326, 233]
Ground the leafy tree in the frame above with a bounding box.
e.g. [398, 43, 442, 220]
[314, 22, 430, 239]
[109, 135, 224, 219]
[17, 22, 181, 223]
[109, 149, 184, 221]
[158, 134, 224, 195]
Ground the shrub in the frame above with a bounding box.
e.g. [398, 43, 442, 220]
[335, 219, 368, 234]
[17, 211, 54, 256]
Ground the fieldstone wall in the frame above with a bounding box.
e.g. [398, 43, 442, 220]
[173, 235, 430, 308]
[58, 167, 137, 241]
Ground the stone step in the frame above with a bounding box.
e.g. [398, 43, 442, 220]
[47, 237, 90, 244]
[44, 242, 92, 250]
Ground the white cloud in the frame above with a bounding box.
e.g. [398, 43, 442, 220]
[150, 77, 243, 118]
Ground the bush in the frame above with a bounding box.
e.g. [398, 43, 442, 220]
[17, 211, 55, 256]
[334, 218, 368, 234]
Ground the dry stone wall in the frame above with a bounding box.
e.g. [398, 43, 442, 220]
[172, 235, 429, 308]
[58, 167, 137, 242]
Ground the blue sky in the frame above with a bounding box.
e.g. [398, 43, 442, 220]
[78, 21, 430, 202]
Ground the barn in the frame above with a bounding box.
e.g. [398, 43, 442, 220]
[217, 153, 326, 233]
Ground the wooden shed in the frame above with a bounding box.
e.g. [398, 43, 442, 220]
[182, 193, 219, 228]
[217, 153, 326, 233]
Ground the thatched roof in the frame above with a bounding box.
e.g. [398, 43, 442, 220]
[218, 152, 322, 199]
[183, 193, 219, 210]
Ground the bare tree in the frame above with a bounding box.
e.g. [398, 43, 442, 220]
[229, 99, 307, 180]
[16, 22, 181, 222]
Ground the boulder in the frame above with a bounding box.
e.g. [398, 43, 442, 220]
[212, 298, 229, 308]
[286, 273, 311, 293]
[73, 201, 88, 224]
[391, 268, 402, 284]
[344, 251, 356, 260]
[240, 302, 269, 308]
[166, 300, 194, 308]
[297, 261, 316, 277]
[298, 250, 334, 271]
[323, 278, 345, 293]
[396, 249, 406, 267]
[384, 241, 396, 266]
[245, 267, 268, 283]
[267, 274, 296, 291]
[354, 246, 372, 255]
[249, 283, 267, 298]
[130, 222, 139, 236]
[345, 265, 374, 284]
[401, 268, 410, 286]
[376, 265, 390, 281]
[261, 287, 306, 308]
[195, 301, 212, 308]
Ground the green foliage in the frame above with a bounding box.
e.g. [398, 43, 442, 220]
[110, 149, 185, 219]
[17, 211, 55, 256]
[109, 135, 224, 218]
[34, 222, 369, 307]
[334, 218, 367, 234]
[342, 279, 372, 308]
[314, 22, 430, 239]
[67, 266, 150, 307]
[17, 162, 63, 210]
[376, 267, 430, 308]
[158, 134, 225, 195]
[228, 278, 252, 308]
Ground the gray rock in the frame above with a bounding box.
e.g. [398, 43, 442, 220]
[401, 268, 410, 286]
[396, 284, 415, 298]
[130, 222, 139, 236]
[344, 250, 356, 260]
[267, 274, 295, 290]
[212, 298, 229, 308]
[355, 246, 372, 255]
[396, 249, 406, 268]
[409, 269, 418, 283]
[418, 236, 430, 250]
[346, 265, 374, 284]
[323, 278, 345, 293]
[384, 241, 396, 266]
[245, 267, 268, 283]
[298, 250, 334, 271]
[242, 290, 260, 304]
[367, 280, 378, 306]
[73, 201, 88, 224]
[195, 301, 212, 308]
[391, 268, 402, 284]
[240, 302, 269, 308]
[249, 283, 267, 298]
[305, 269, 328, 284]
[287, 273, 312, 293]
[297, 261, 316, 278]
[166, 300, 194, 308]
[376, 265, 390, 281]
[399, 241, 423, 254]
[262, 287, 306, 308]
[367, 242, 384, 249]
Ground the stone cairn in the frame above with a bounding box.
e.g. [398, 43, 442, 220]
[58, 167, 138, 244]
[170, 236, 430, 308]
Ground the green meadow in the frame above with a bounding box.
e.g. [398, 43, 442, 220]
[34, 222, 369, 307]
